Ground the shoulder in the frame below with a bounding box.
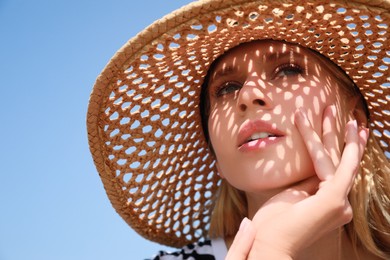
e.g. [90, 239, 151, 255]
[147, 239, 217, 260]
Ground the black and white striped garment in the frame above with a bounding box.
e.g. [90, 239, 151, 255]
[147, 238, 227, 260]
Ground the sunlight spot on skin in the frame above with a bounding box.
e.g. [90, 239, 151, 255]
[285, 162, 292, 174]
[281, 115, 287, 124]
[255, 158, 265, 170]
[224, 104, 233, 115]
[323, 85, 332, 96]
[310, 80, 317, 87]
[231, 124, 239, 137]
[313, 96, 320, 115]
[314, 64, 321, 76]
[303, 86, 311, 95]
[277, 144, 286, 158]
[291, 84, 300, 91]
[319, 89, 326, 103]
[274, 104, 282, 115]
[298, 77, 306, 83]
[251, 87, 266, 100]
[264, 160, 275, 173]
[295, 96, 304, 107]
[282, 44, 287, 53]
[281, 81, 289, 88]
[233, 57, 238, 66]
[289, 50, 295, 63]
[315, 149, 326, 161]
[261, 114, 272, 121]
[246, 79, 256, 87]
[222, 62, 228, 71]
[286, 135, 294, 148]
[227, 114, 236, 131]
[303, 55, 308, 74]
[284, 91, 293, 100]
[248, 60, 254, 72]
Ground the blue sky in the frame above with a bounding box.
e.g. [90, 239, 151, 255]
[0, 1, 193, 259]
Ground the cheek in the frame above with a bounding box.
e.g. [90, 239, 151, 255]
[293, 86, 328, 109]
[208, 108, 231, 156]
[208, 102, 240, 139]
[291, 86, 336, 133]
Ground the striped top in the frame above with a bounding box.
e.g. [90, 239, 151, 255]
[147, 238, 227, 260]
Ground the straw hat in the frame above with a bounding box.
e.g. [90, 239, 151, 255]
[87, 0, 390, 248]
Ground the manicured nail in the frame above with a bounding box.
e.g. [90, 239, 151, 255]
[359, 127, 369, 141]
[239, 217, 251, 232]
[352, 119, 357, 129]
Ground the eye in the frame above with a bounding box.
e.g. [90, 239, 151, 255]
[274, 63, 303, 78]
[215, 81, 242, 97]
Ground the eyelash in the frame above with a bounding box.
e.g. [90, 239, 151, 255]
[214, 81, 242, 97]
[273, 63, 304, 78]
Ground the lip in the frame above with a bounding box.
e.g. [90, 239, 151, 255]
[237, 119, 285, 152]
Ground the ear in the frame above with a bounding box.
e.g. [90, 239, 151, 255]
[215, 162, 225, 179]
[349, 96, 368, 127]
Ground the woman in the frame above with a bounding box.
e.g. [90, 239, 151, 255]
[205, 39, 383, 259]
[87, 0, 390, 259]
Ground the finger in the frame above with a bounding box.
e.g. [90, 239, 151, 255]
[334, 120, 360, 193]
[358, 127, 369, 159]
[295, 108, 335, 181]
[322, 105, 341, 166]
[226, 218, 256, 260]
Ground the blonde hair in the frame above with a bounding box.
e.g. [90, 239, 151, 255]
[203, 41, 390, 258]
[208, 179, 247, 239]
[348, 134, 390, 258]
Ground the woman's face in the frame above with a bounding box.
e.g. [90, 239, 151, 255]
[207, 40, 351, 193]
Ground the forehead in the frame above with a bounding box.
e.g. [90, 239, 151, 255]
[208, 40, 329, 79]
[215, 40, 311, 65]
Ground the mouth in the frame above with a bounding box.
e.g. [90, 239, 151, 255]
[244, 132, 282, 143]
[237, 120, 285, 150]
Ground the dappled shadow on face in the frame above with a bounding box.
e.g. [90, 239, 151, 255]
[205, 40, 352, 193]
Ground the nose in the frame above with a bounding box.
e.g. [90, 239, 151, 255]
[237, 78, 273, 113]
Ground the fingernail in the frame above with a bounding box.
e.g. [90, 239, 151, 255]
[360, 127, 369, 141]
[239, 217, 251, 232]
[352, 119, 357, 129]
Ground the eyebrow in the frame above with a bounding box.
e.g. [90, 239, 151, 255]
[266, 48, 305, 63]
[212, 64, 237, 80]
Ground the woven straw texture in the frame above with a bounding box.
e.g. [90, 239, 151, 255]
[87, 0, 390, 248]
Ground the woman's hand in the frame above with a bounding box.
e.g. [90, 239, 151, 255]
[226, 105, 369, 259]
